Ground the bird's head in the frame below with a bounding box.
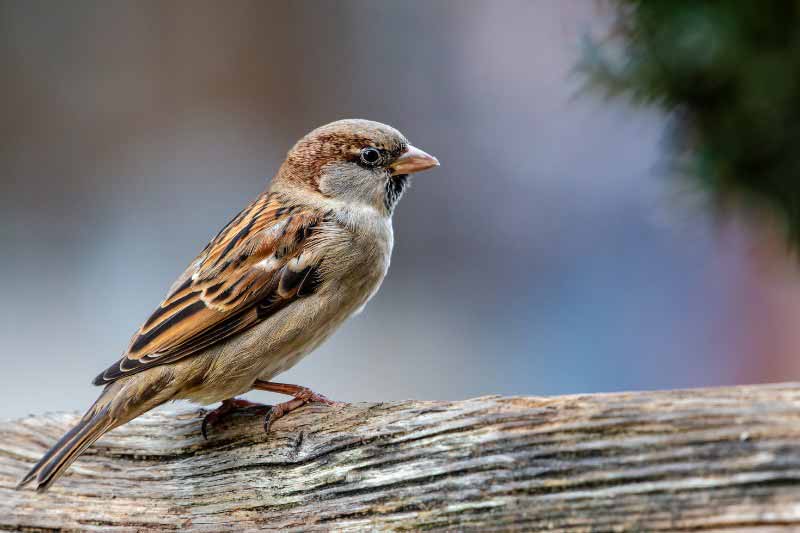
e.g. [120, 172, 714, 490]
[275, 119, 439, 214]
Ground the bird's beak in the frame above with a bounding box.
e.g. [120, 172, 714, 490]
[389, 145, 440, 176]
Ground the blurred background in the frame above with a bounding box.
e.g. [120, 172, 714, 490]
[3, 1, 800, 419]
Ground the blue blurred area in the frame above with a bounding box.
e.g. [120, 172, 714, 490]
[1, 1, 797, 419]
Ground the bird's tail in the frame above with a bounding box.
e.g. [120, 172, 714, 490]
[17, 397, 116, 492]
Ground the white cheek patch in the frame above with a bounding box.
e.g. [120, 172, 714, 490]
[319, 161, 382, 204]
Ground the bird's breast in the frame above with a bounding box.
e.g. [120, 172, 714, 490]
[246, 211, 393, 379]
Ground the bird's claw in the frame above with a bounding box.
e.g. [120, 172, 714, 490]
[262, 391, 344, 433]
[262, 405, 282, 433]
[293, 387, 339, 406]
[201, 397, 262, 440]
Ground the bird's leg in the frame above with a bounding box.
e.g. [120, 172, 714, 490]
[252, 380, 338, 404]
[201, 397, 263, 439]
[252, 380, 343, 432]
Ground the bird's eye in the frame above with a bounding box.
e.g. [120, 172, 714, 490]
[360, 147, 382, 166]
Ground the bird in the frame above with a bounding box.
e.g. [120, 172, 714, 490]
[17, 118, 439, 492]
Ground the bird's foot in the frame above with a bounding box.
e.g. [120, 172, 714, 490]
[201, 397, 263, 439]
[253, 381, 344, 433]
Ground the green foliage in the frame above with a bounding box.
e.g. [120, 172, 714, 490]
[585, 0, 800, 243]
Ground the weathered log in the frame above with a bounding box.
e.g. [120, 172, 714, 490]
[2, 383, 800, 531]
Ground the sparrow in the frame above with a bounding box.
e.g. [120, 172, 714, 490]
[17, 119, 439, 492]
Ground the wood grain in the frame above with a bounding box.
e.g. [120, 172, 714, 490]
[2, 383, 800, 531]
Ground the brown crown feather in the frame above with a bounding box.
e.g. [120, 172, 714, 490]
[274, 119, 408, 192]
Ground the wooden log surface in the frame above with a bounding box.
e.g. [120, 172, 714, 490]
[2, 383, 800, 531]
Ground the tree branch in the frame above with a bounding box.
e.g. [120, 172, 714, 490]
[3, 383, 800, 531]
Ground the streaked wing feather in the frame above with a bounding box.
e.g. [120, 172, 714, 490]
[93, 193, 325, 386]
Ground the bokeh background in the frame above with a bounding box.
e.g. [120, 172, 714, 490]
[3, 1, 800, 420]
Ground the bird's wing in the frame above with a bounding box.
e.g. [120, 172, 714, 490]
[93, 192, 329, 385]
